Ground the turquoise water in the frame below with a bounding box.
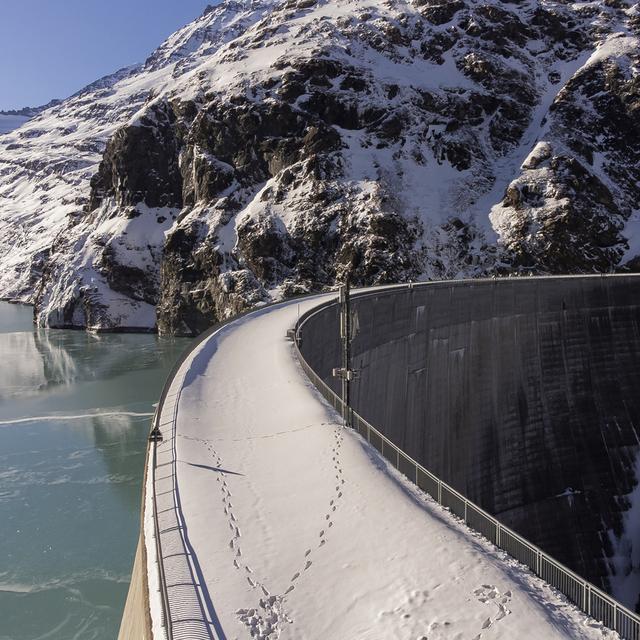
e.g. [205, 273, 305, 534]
[0, 303, 190, 640]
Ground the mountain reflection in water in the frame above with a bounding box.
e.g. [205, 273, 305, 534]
[0, 302, 190, 640]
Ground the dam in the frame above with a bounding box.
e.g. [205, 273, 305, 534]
[121, 275, 640, 639]
[299, 275, 640, 605]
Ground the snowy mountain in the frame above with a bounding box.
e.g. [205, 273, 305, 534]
[0, 115, 31, 135]
[0, 0, 638, 334]
[0, 99, 62, 119]
[0, 99, 63, 134]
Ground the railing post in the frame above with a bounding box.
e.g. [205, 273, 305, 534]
[537, 550, 541, 577]
[464, 499, 468, 523]
[584, 582, 589, 616]
[496, 522, 501, 547]
[437, 481, 442, 505]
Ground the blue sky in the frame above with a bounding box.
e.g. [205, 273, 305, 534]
[0, 0, 217, 111]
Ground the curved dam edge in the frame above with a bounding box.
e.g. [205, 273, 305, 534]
[117, 533, 152, 640]
[296, 274, 640, 636]
[120, 281, 633, 639]
[118, 436, 153, 639]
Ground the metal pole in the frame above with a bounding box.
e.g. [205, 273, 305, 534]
[339, 276, 351, 428]
[537, 550, 542, 577]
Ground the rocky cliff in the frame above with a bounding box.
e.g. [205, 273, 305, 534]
[0, 0, 638, 334]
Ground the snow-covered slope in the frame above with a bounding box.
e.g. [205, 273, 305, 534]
[0, 1, 278, 328]
[0, 99, 62, 134]
[0, 0, 638, 332]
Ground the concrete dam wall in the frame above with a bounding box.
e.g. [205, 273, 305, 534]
[299, 276, 640, 605]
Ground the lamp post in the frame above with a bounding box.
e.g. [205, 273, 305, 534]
[341, 278, 351, 427]
[333, 274, 358, 427]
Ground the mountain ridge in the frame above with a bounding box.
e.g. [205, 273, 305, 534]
[0, 99, 62, 119]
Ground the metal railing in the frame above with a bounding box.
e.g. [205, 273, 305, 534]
[293, 287, 640, 640]
[150, 429, 173, 640]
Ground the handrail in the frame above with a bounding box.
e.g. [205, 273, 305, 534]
[150, 428, 173, 639]
[148, 319, 231, 639]
[292, 280, 640, 640]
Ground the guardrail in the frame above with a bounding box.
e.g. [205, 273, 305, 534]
[148, 315, 229, 640]
[150, 430, 173, 640]
[293, 287, 640, 640]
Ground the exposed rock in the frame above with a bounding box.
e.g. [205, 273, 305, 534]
[492, 43, 640, 273]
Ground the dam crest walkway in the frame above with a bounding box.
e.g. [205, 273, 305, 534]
[143, 282, 628, 640]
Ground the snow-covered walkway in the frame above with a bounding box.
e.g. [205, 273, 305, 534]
[147, 294, 619, 640]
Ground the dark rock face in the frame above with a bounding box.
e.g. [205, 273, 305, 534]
[493, 51, 640, 272]
[501, 154, 624, 272]
[158, 220, 266, 336]
[89, 103, 184, 211]
[417, 0, 467, 26]
[99, 243, 159, 306]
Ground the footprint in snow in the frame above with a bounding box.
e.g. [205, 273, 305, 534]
[474, 584, 512, 633]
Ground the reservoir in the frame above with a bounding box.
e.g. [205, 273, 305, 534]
[0, 302, 190, 640]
